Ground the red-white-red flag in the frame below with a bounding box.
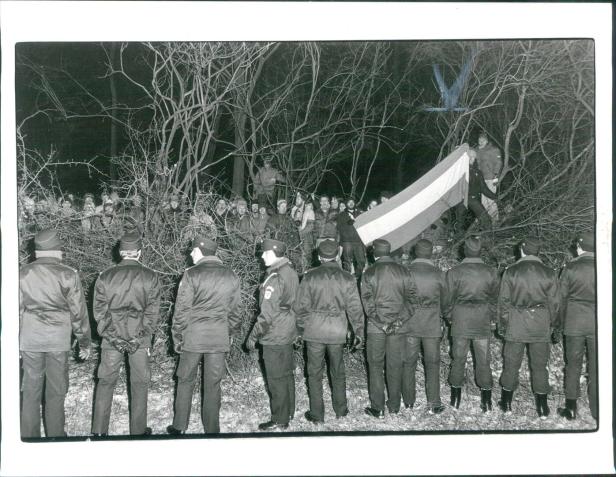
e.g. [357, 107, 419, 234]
[354, 144, 470, 251]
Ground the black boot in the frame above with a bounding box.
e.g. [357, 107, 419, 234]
[450, 387, 462, 409]
[557, 399, 577, 420]
[498, 389, 513, 413]
[480, 389, 493, 413]
[535, 393, 550, 418]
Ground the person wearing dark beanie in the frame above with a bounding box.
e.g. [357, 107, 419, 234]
[404, 238, 447, 414]
[497, 235, 559, 418]
[92, 231, 160, 437]
[20, 229, 91, 438]
[557, 231, 597, 421]
[443, 236, 499, 412]
[361, 238, 417, 418]
[167, 235, 241, 435]
[294, 239, 364, 424]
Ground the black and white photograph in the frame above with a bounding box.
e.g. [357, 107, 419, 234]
[1, 2, 613, 476]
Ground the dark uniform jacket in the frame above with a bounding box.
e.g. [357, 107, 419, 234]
[294, 261, 364, 344]
[172, 256, 241, 353]
[497, 255, 559, 343]
[361, 257, 416, 335]
[406, 258, 447, 338]
[94, 259, 161, 350]
[254, 258, 299, 346]
[559, 252, 595, 337]
[314, 209, 338, 240]
[469, 164, 497, 202]
[337, 209, 362, 243]
[443, 257, 500, 338]
[19, 257, 91, 352]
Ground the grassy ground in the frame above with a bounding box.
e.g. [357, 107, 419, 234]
[60, 338, 596, 437]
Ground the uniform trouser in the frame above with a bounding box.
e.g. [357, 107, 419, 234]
[21, 351, 69, 438]
[306, 341, 347, 420]
[455, 199, 492, 232]
[92, 348, 150, 435]
[564, 335, 597, 418]
[341, 242, 366, 279]
[481, 180, 499, 222]
[448, 337, 492, 389]
[367, 333, 406, 412]
[500, 341, 550, 394]
[172, 351, 226, 433]
[262, 344, 295, 424]
[402, 336, 442, 407]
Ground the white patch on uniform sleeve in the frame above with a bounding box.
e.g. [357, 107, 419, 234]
[264, 285, 274, 300]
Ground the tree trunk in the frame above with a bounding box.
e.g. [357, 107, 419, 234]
[232, 111, 247, 196]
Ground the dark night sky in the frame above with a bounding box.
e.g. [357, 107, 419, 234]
[15, 42, 465, 201]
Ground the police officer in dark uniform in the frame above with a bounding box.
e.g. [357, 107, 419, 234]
[91, 232, 161, 436]
[294, 239, 364, 423]
[443, 236, 500, 412]
[497, 236, 560, 418]
[402, 239, 447, 414]
[167, 236, 241, 434]
[246, 238, 299, 431]
[557, 232, 596, 420]
[19, 229, 91, 438]
[361, 239, 417, 418]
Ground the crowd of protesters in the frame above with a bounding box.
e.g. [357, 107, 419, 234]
[18, 185, 450, 276]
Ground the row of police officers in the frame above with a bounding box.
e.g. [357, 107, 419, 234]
[19, 227, 596, 436]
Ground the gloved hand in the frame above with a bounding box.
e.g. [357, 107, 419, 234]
[78, 346, 91, 361]
[352, 336, 364, 352]
[126, 338, 140, 354]
[383, 320, 401, 335]
[497, 324, 507, 338]
[551, 328, 563, 344]
[110, 337, 129, 353]
[174, 341, 183, 355]
[293, 335, 303, 349]
[245, 331, 258, 351]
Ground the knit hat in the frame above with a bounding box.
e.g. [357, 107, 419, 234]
[415, 239, 433, 259]
[277, 198, 287, 207]
[318, 239, 339, 259]
[34, 229, 62, 251]
[262, 238, 286, 254]
[521, 236, 541, 256]
[119, 231, 142, 251]
[373, 239, 391, 258]
[577, 232, 595, 252]
[464, 236, 482, 258]
[237, 198, 248, 207]
[192, 236, 217, 255]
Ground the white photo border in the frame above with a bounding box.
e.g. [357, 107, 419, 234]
[1, 2, 612, 475]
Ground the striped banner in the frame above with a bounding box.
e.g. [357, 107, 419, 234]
[354, 144, 470, 251]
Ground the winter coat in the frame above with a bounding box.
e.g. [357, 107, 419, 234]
[443, 257, 500, 338]
[19, 257, 91, 352]
[94, 259, 161, 350]
[476, 143, 502, 180]
[294, 261, 364, 344]
[254, 167, 285, 195]
[314, 209, 338, 240]
[469, 164, 497, 201]
[337, 208, 363, 243]
[406, 258, 447, 338]
[559, 252, 595, 337]
[172, 256, 241, 353]
[497, 255, 560, 343]
[361, 257, 416, 335]
[254, 258, 299, 346]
